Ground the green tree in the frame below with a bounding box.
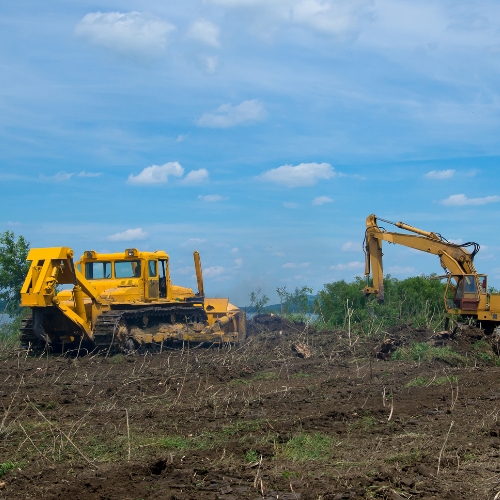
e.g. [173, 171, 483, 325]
[0, 231, 30, 316]
[283, 286, 313, 315]
[249, 288, 270, 314]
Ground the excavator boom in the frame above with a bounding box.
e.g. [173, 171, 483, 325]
[363, 214, 479, 302]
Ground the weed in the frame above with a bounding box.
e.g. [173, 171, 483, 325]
[434, 375, 458, 385]
[361, 415, 377, 428]
[85, 437, 124, 462]
[405, 375, 458, 388]
[471, 341, 500, 364]
[244, 449, 259, 463]
[282, 470, 301, 479]
[253, 371, 278, 381]
[157, 435, 190, 450]
[109, 354, 125, 364]
[293, 371, 310, 379]
[384, 450, 421, 466]
[0, 461, 22, 478]
[404, 376, 427, 387]
[280, 433, 333, 462]
[229, 378, 250, 386]
[392, 342, 465, 364]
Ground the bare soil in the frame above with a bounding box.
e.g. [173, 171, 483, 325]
[1, 315, 500, 499]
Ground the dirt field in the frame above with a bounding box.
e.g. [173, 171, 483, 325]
[1, 315, 500, 499]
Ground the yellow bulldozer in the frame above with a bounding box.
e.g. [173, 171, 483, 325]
[363, 214, 500, 333]
[19, 247, 245, 353]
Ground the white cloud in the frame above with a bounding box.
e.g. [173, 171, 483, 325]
[234, 258, 243, 268]
[424, 169, 455, 179]
[261, 162, 336, 188]
[341, 241, 359, 252]
[198, 194, 229, 202]
[176, 134, 187, 142]
[207, 0, 372, 39]
[312, 196, 333, 205]
[441, 194, 500, 206]
[180, 238, 206, 247]
[78, 171, 102, 177]
[41, 171, 104, 181]
[204, 266, 225, 278]
[283, 202, 298, 209]
[107, 228, 148, 242]
[183, 169, 209, 185]
[75, 12, 175, 58]
[330, 261, 364, 270]
[282, 262, 310, 268]
[196, 54, 220, 75]
[231, 247, 239, 253]
[187, 19, 221, 47]
[292, 0, 372, 38]
[128, 162, 184, 185]
[273, 251, 286, 257]
[196, 99, 267, 128]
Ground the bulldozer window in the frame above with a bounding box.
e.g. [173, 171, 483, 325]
[85, 262, 111, 280]
[115, 260, 141, 279]
[148, 260, 157, 277]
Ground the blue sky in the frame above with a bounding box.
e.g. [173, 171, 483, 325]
[1, 0, 500, 305]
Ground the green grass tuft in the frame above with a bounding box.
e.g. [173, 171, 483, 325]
[0, 461, 22, 478]
[392, 342, 465, 364]
[405, 375, 458, 388]
[281, 433, 333, 462]
[157, 435, 190, 450]
[244, 449, 259, 463]
[253, 371, 278, 381]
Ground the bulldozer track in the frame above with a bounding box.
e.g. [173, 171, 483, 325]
[19, 317, 45, 350]
[92, 305, 208, 353]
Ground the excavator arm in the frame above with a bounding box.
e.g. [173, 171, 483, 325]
[363, 214, 479, 303]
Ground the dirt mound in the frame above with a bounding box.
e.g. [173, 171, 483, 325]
[247, 314, 304, 335]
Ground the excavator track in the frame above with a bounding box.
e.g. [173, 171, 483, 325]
[92, 306, 208, 354]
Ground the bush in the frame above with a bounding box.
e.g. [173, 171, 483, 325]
[315, 274, 448, 332]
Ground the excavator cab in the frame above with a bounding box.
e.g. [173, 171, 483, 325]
[445, 274, 482, 311]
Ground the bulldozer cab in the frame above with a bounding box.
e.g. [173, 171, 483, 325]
[445, 274, 485, 312]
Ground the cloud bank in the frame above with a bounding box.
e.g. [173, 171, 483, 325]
[441, 194, 500, 206]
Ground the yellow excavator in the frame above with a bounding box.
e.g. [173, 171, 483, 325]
[19, 247, 245, 353]
[363, 214, 500, 333]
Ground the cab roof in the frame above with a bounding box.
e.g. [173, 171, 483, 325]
[79, 248, 169, 261]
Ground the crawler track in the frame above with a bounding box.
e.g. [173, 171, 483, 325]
[92, 306, 208, 353]
[19, 317, 45, 350]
